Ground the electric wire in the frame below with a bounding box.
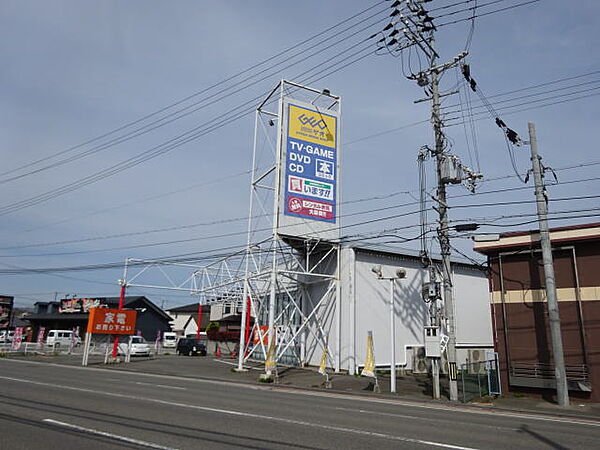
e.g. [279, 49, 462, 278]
[2, 171, 598, 255]
[1, 205, 596, 275]
[0, 37, 382, 216]
[0, 1, 388, 181]
[0, 0, 547, 217]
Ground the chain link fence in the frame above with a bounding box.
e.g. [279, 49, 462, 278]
[458, 353, 501, 403]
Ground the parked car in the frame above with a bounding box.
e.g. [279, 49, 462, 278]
[118, 336, 151, 357]
[46, 330, 81, 347]
[0, 330, 15, 343]
[176, 338, 207, 356]
[162, 332, 178, 348]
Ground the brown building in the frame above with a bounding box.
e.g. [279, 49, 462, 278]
[474, 222, 600, 402]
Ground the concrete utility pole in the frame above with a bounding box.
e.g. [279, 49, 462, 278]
[527, 122, 570, 407]
[430, 63, 459, 403]
[375, 0, 478, 401]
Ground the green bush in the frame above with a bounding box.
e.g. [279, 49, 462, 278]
[206, 322, 220, 332]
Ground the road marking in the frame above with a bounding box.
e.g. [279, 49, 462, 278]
[5, 376, 475, 449]
[42, 419, 178, 450]
[134, 381, 187, 390]
[2, 358, 599, 428]
[333, 407, 516, 432]
[276, 387, 600, 428]
[212, 359, 263, 370]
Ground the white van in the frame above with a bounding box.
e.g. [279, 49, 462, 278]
[46, 330, 81, 347]
[0, 330, 15, 343]
[162, 332, 177, 348]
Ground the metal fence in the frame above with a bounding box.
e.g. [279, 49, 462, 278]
[458, 354, 502, 403]
[0, 342, 79, 356]
[0, 340, 168, 358]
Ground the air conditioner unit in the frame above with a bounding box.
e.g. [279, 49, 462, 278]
[412, 347, 429, 374]
[468, 348, 486, 375]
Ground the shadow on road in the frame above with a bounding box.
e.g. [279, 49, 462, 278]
[0, 393, 321, 450]
[517, 424, 569, 450]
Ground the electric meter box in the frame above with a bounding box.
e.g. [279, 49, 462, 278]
[421, 282, 439, 301]
[424, 326, 441, 358]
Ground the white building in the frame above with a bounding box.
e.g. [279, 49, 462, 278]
[165, 303, 207, 337]
[302, 244, 493, 374]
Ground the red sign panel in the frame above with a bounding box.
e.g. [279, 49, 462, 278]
[286, 196, 334, 220]
[87, 308, 137, 335]
[253, 325, 269, 345]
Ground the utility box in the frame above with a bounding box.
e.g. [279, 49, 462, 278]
[421, 281, 440, 301]
[424, 326, 441, 358]
[440, 155, 463, 184]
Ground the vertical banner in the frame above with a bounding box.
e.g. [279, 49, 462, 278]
[11, 327, 23, 351]
[318, 346, 328, 376]
[155, 330, 161, 354]
[72, 326, 80, 346]
[36, 327, 46, 348]
[361, 331, 376, 378]
[278, 99, 340, 240]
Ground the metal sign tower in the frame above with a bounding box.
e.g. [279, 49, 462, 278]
[237, 80, 342, 374]
[119, 80, 343, 376]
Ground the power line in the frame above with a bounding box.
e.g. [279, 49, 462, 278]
[437, 0, 540, 28]
[0, 1, 388, 182]
[3, 170, 598, 256]
[443, 70, 600, 110]
[0, 32, 383, 217]
[3, 205, 597, 276]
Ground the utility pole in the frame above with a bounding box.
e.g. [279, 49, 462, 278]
[527, 122, 570, 407]
[430, 53, 459, 403]
[375, 0, 479, 401]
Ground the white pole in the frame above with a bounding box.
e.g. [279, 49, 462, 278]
[82, 332, 91, 366]
[238, 110, 260, 372]
[335, 245, 341, 373]
[390, 278, 396, 393]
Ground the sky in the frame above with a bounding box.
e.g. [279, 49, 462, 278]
[1, 0, 599, 309]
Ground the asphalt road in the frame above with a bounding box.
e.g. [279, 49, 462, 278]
[0, 358, 598, 449]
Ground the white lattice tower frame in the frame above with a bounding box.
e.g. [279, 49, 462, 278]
[120, 80, 342, 373]
[237, 80, 342, 374]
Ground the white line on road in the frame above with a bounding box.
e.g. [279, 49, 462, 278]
[212, 359, 263, 370]
[42, 419, 178, 450]
[333, 407, 516, 432]
[134, 381, 187, 390]
[6, 376, 476, 450]
[2, 358, 599, 428]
